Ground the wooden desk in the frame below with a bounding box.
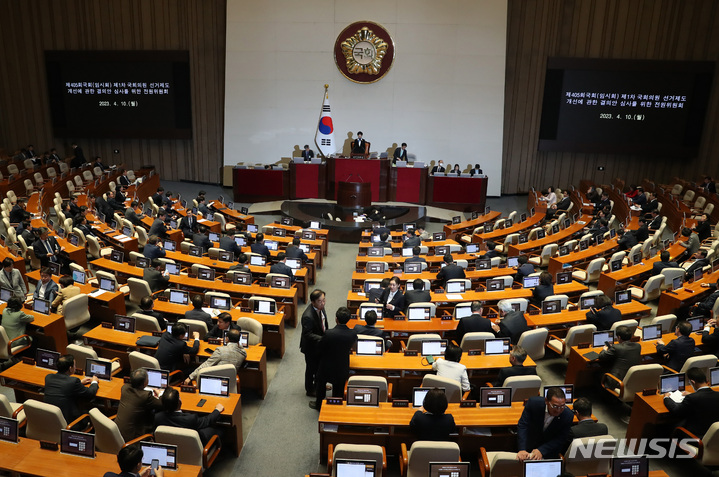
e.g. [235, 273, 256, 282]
[656, 268, 719, 316]
[526, 301, 652, 330]
[506, 215, 593, 256]
[547, 237, 619, 277]
[208, 199, 254, 226]
[470, 213, 546, 245]
[354, 252, 478, 268]
[427, 175, 488, 212]
[0, 302, 68, 353]
[262, 221, 329, 255]
[443, 211, 501, 240]
[29, 217, 88, 269]
[624, 392, 679, 442]
[0, 362, 244, 455]
[358, 239, 459, 251]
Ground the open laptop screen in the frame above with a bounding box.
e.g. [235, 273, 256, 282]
[523, 459, 563, 477]
[36, 348, 61, 370]
[356, 339, 383, 356]
[115, 315, 136, 333]
[60, 429, 95, 458]
[145, 368, 169, 389]
[454, 304, 472, 319]
[165, 263, 180, 275]
[85, 358, 112, 381]
[253, 300, 275, 314]
[0, 417, 19, 443]
[541, 299, 561, 314]
[710, 367, 719, 387]
[592, 330, 614, 348]
[33, 298, 50, 314]
[420, 339, 447, 356]
[163, 240, 177, 251]
[484, 338, 510, 355]
[446, 281, 465, 293]
[0, 287, 13, 302]
[99, 277, 116, 292]
[249, 255, 266, 266]
[286, 258, 301, 269]
[169, 290, 189, 305]
[346, 385, 380, 407]
[71, 270, 86, 285]
[198, 375, 230, 396]
[659, 373, 686, 393]
[140, 442, 177, 470]
[335, 459, 376, 477]
[135, 257, 151, 269]
[486, 279, 505, 291]
[641, 324, 662, 341]
[210, 296, 231, 310]
[110, 250, 124, 263]
[579, 296, 596, 310]
[523, 276, 540, 288]
[615, 289, 631, 305]
[233, 271, 252, 285]
[360, 305, 383, 321]
[407, 307, 431, 321]
[479, 387, 512, 407]
[412, 387, 445, 407]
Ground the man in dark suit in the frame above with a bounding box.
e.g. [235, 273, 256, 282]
[436, 253, 466, 285]
[185, 294, 213, 328]
[532, 271, 555, 305]
[270, 252, 295, 283]
[496, 301, 529, 344]
[492, 346, 537, 386]
[301, 290, 328, 397]
[124, 201, 143, 226]
[375, 232, 391, 249]
[701, 316, 719, 354]
[594, 192, 611, 215]
[143, 260, 170, 293]
[652, 250, 678, 276]
[179, 211, 199, 238]
[33, 267, 59, 303]
[9, 200, 25, 224]
[219, 233, 242, 257]
[192, 225, 213, 254]
[155, 322, 200, 372]
[430, 160, 446, 175]
[117, 169, 132, 187]
[70, 142, 86, 168]
[94, 195, 114, 223]
[351, 131, 367, 155]
[692, 213, 712, 242]
[250, 232, 271, 259]
[311, 307, 357, 410]
[353, 310, 385, 338]
[656, 321, 696, 372]
[149, 210, 169, 239]
[285, 237, 308, 263]
[205, 312, 242, 340]
[197, 197, 211, 216]
[482, 241, 500, 260]
[469, 164, 483, 176]
[685, 250, 710, 278]
[380, 276, 405, 319]
[546, 193, 572, 220]
[107, 190, 125, 211]
[137, 296, 167, 330]
[155, 387, 224, 444]
[32, 227, 63, 267]
[693, 280, 719, 317]
[301, 144, 314, 162]
[616, 226, 639, 252]
[664, 367, 719, 438]
[73, 215, 96, 238]
[48, 148, 61, 164]
[598, 325, 641, 382]
[143, 235, 166, 260]
[44, 354, 99, 424]
[393, 142, 407, 164]
[402, 228, 421, 248]
[115, 368, 164, 441]
[229, 253, 251, 273]
[152, 187, 165, 207]
[703, 176, 717, 194]
[514, 255, 535, 282]
[517, 388, 574, 460]
[104, 445, 164, 477]
[648, 210, 662, 231]
[373, 220, 390, 238]
[406, 246, 427, 265]
[368, 278, 390, 304]
[456, 301, 494, 343]
[585, 294, 622, 331]
[404, 278, 432, 308]
[641, 192, 659, 214]
[569, 398, 609, 440]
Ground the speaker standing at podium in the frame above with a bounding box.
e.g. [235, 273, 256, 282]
[393, 142, 407, 164]
[302, 145, 314, 162]
[351, 131, 367, 154]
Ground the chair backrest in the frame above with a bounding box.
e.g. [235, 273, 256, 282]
[565, 435, 617, 476]
[178, 319, 209, 340]
[236, 317, 263, 345]
[66, 343, 99, 371]
[683, 189, 696, 202]
[610, 319, 638, 335]
[89, 407, 125, 454]
[421, 374, 462, 403]
[63, 294, 91, 330]
[660, 267, 685, 289]
[560, 324, 597, 358]
[406, 333, 442, 352]
[459, 332, 496, 352]
[127, 277, 153, 304]
[620, 364, 664, 402]
[133, 313, 162, 332]
[154, 425, 204, 467]
[197, 364, 238, 393]
[543, 294, 569, 309]
[680, 354, 718, 374]
[24, 399, 67, 442]
[585, 258, 606, 281]
[446, 278, 471, 290]
[503, 375, 543, 402]
[701, 422, 719, 466]
[135, 226, 148, 247]
[496, 298, 529, 312]
[347, 376, 389, 402]
[406, 441, 460, 477]
[83, 170, 94, 182]
[517, 328, 549, 361]
[129, 351, 160, 371]
[643, 275, 665, 301]
[651, 314, 677, 333]
[484, 451, 523, 477]
[46, 167, 57, 178]
[332, 443, 385, 477]
[407, 301, 437, 317]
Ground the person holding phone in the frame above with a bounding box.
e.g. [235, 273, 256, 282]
[103, 444, 164, 477]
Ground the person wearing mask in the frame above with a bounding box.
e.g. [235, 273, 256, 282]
[430, 161, 446, 175]
[409, 388, 456, 441]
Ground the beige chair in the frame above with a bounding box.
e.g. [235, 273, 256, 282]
[446, 278, 471, 291]
[421, 374, 466, 403]
[502, 375, 543, 402]
[7, 164, 19, 175]
[650, 314, 677, 333]
[660, 267, 685, 291]
[127, 277, 152, 303]
[564, 435, 617, 476]
[400, 441, 460, 477]
[89, 407, 150, 454]
[154, 425, 221, 470]
[495, 233, 519, 255]
[346, 376, 392, 402]
[528, 243, 558, 268]
[629, 275, 664, 302]
[93, 166, 103, 177]
[196, 364, 239, 393]
[62, 294, 91, 330]
[46, 167, 57, 179]
[405, 333, 442, 352]
[543, 294, 569, 309]
[517, 328, 549, 361]
[24, 399, 74, 442]
[667, 354, 718, 375]
[0, 394, 26, 427]
[682, 189, 696, 203]
[459, 332, 496, 352]
[602, 251, 626, 272]
[178, 319, 209, 340]
[67, 344, 121, 376]
[674, 421, 719, 466]
[610, 319, 638, 336]
[133, 313, 162, 332]
[248, 296, 276, 314]
[96, 270, 130, 294]
[547, 324, 596, 359]
[86, 235, 114, 259]
[136, 226, 148, 248]
[328, 443, 386, 477]
[236, 316, 263, 345]
[496, 298, 529, 312]
[602, 363, 664, 403]
[670, 183, 683, 196]
[479, 449, 522, 477]
[26, 246, 42, 270]
[572, 257, 605, 284]
[0, 325, 32, 361]
[129, 351, 160, 371]
[82, 170, 94, 183]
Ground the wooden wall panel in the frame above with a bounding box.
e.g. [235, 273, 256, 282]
[503, 0, 719, 195]
[0, 0, 225, 184]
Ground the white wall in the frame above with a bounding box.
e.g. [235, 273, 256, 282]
[225, 0, 507, 196]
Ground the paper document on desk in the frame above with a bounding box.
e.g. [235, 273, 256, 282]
[89, 290, 106, 298]
[202, 307, 221, 317]
[668, 390, 685, 403]
[445, 294, 463, 300]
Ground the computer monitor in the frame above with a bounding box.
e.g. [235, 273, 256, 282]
[188, 245, 203, 257]
[641, 324, 662, 341]
[109, 219, 117, 230]
[520, 212, 527, 222]
[271, 275, 290, 289]
[366, 262, 384, 274]
[611, 456, 648, 477]
[672, 276, 683, 291]
[610, 228, 617, 239]
[57, 227, 66, 238]
[465, 243, 480, 254]
[579, 239, 589, 251]
[36, 348, 61, 370]
[688, 316, 705, 332]
[404, 262, 422, 274]
[523, 459, 563, 477]
[363, 281, 381, 294]
[281, 217, 293, 226]
[122, 225, 132, 237]
[518, 233, 528, 244]
[253, 299, 275, 314]
[659, 373, 686, 393]
[335, 459, 376, 477]
[596, 235, 605, 245]
[205, 213, 214, 221]
[115, 315, 136, 333]
[233, 272, 252, 285]
[710, 367, 719, 386]
[163, 240, 176, 251]
[523, 276, 540, 288]
[356, 339, 383, 356]
[98, 277, 116, 293]
[299, 243, 310, 253]
[60, 429, 95, 458]
[451, 216, 461, 225]
[346, 385, 380, 407]
[429, 462, 470, 477]
[367, 246, 384, 257]
[476, 258, 491, 270]
[445, 281, 465, 293]
[210, 295, 231, 310]
[0, 417, 19, 444]
[564, 218, 571, 229]
[234, 236, 247, 247]
[33, 298, 50, 314]
[360, 305, 383, 321]
[611, 260, 622, 272]
[0, 287, 11, 302]
[272, 228, 286, 237]
[407, 307, 431, 321]
[264, 240, 279, 251]
[69, 233, 80, 246]
[556, 271, 572, 284]
[420, 340, 447, 356]
[693, 268, 703, 282]
[433, 232, 446, 241]
[435, 246, 450, 256]
[592, 330, 614, 348]
[479, 387, 512, 407]
[208, 231, 220, 242]
[165, 263, 180, 275]
[412, 387, 445, 407]
[145, 368, 169, 389]
[135, 257, 151, 269]
[96, 212, 105, 223]
[454, 304, 472, 320]
[245, 254, 266, 267]
[506, 256, 519, 268]
[169, 290, 189, 305]
[484, 338, 511, 355]
[302, 230, 316, 240]
[486, 279, 505, 291]
[47, 262, 61, 276]
[401, 247, 414, 257]
[579, 296, 597, 310]
[551, 224, 560, 235]
[198, 375, 230, 396]
[197, 268, 215, 281]
[632, 252, 642, 265]
[483, 224, 493, 233]
[286, 258, 301, 270]
[140, 442, 177, 470]
[615, 289, 632, 305]
[85, 358, 112, 381]
[109, 250, 124, 263]
[541, 299, 561, 314]
[543, 385, 574, 403]
[217, 250, 234, 263]
[309, 221, 321, 230]
[168, 220, 178, 230]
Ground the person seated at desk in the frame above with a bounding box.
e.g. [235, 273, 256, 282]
[430, 160, 446, 175]
[450, 164, 461, 176]
[137, 295, 167, 331]
[692, 213, 712, 243]
[33, 227, 64, 268]
[656, 321, 695, 373]
[546, 191, 572, 220]
[432, 343, 470, 393]
[149, 210, 169, 239]
[44, 354, 99, 426]
[651, 250, 678, 276]
[406, 246, 427, 265]
[482, 241, 501, 260]
[192, 225, 213, 254]
[0, 257, 27, 298]
[104, 445, 164, 477]
[492, 346, 536, 386]
[456, 301, 493, 343]
[269, 252, 295, 283]
[409, 388, 456, 441]
[206, 312, 242, 340]
[33, 266, 59, 303]
[9, 199, 25, 224]
[115, 369, 164, 441]
[531, 271, 554, 306]
[702, 176, 717, 194]
[380, 276, 405, 319]
[143, 235, 166, 260]
[143, 260, 170, 293]
[513, 255, 535, 283]
[179, 210, 199, 238]
[107, 190, 125, 211]
[351, 131, 367, 155]
[616, 226, 638, 252]
[301, 144, 314, 162]
[0, 296, 33, 345]
[151, 187, 164, 207]
[185, 294, 214, 328]
[352, 309, 385, 339]
[117, 168, 132, 187]
[186, 328, 246, 384]
[404, 278, 432, 308]
[569, 397, 608, 440]
[229, 253, 251, 273]
[585, 294, 622, 331]
[436, 253, 466, 286]
[516, 387, 573, 461]
[285, 237, 308, 263]
[196, 196, 211, 217]
[219, 231, 242, 257]
[594, 191, 610, 214]
[677, 227, 700, 264]
[51, 275, 81, 315]
[586, 185, 600, 205]
[664, 367, 719, 438]
[469, 164, 483, 176]
[692, 280, 719, 317]
[369, 278, 390, 304]
[155, 322, 200, 372]
[495, 301, 529, 345]
[74, 215, 97, 239]
[598, 325, 640, 383]
[392, 142, 407, 164]
[250, 232, 271, 259]
[701, 314, 719, 354]
[155, 387, 224, 444]
[589, 218, 609, 240]
[641, 191, 659, 214]
[375, 232, 391, 249]
[67, 195, 82, 217]
[540, 187, 557, 208]
[685, 249, 710, 277]
[402, 228, 421, 248]
[648, 210, 662, 231]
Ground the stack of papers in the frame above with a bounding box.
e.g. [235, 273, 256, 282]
[668, 390, 685, 403]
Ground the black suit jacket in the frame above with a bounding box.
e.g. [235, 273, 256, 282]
[300, 304, 327, 355]
[404, 290, 432, 309]
[353, 324, 385, 338]
[143, 243, 166, 260]
[652, 260, 678, 276]
[270, 262, 295, 283]
[492, 364, 537, 387]
[351, 138, 366, 154]
[469, 168, 483, 176]
[456, 313, 495, 342]
[184, 308, 214, 328]
[532, 284, 554, 304]
[403, 236, 421, 248]
[409, 411, 456, 441]
[317, 324, 357, 381]
[154, 409, 221, 443]
[124, 208, 143, 226]
[152, 193, 163, 207]
[664, 387, 719, 437]
[118, 175, 132, 187]
[32, 236, 62, 267]
[430, 165, 446, 174]
[696, 290, 719, 315]
[656, 335, 695, 372]
[116, 385, 164, 441]
[137, 309, 167, 330]
[9, 205, 24, 224]
[179, 216, 198, 237]
[380, 288, 405, 318]
[702, 328, 719, 354]
[192, 233, 213, 254]
[405, 256, 427, 264]
[585, 305, 622, 331]
[393, 147, 407, 163]
[218, 236, 242, 256]
[436, 264, 466, 284]
[497, 311, 529, 344]
[250, 242, 271, 259]
[143, 268, 170, 293]
[155, 332, 200, 371]
[569, 420, 609, 440]
[76, 223, 96, 238]
[285, 245, 308, 263]
[149, 218, 168, 238]
[598, 341, 641, 381]
[302, 149, 314, 161]
[555, 197, 572, 211]
[44, 372, 99, 423]
[517, 396, 574, 458]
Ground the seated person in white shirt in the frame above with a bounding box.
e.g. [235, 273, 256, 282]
[431, 343, 470, 393]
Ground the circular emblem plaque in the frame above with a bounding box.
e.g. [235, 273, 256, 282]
[334, 21, 395, 84]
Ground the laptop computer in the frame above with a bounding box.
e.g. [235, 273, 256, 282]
[0, 287, 13, 303]
[641, 324, 662, 341]
[60, 429, 95, 458]
[541, 299, 561, 314]
[234, 236, 247, 247]
[479, 387, 512, 407]
[309, 221, 321, 230]
[36, 348, 61, 370]
[710, 367, 719, 386]
[286, 258, 301, 270]
[435, 246, 450, 256]
[659, 373, 686, 393]
[210, 295, 231, 310]
[579, 296, 597, 310]
[85, 358, 112, 381]
[523, 276, 540, 288]
[33, 298, 50, 314]
[253, 300, 275, 314]
[360, 305, 383, 321]
[615, 289, 632, 305]
[163, 262, 180, 276]
[672, 276, 684, 291]
[454, 304, 472, 319]
[446, 281, 465, 293]
[198, 375, 230, 396]
[407, 306, 432, 321]
[506, 256, 519, 267]
[335, 459, 376, 477]
[145, 368, 169, 391]
[169, 290, 189, 305]
[592, 330, 614, 348]
[356, 339, 383, 356]
[208, 232, 220, 242]
[484, 338, 511, 355]
[688, 316, 705, 332]
[249, 255, 266, 266]
[233, 271, 252, 285]
[264, 240, 279, 251]
[420, 340, 447, 356]
[523, 459, 563, 477]
[412, 387, 445, 407]
[346, 386, 380, 407]
[115, 315, 136, 333]
[140, 442, 177, 470]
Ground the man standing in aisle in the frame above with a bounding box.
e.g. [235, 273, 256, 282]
[300, 290, 328, 398]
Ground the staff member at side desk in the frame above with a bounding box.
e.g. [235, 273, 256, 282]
[380, 276, 405, 319]
[663, 367, 719, 438]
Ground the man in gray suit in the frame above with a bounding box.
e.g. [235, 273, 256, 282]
[185, 329, 247, 383]
[598, 325, 641, 382]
